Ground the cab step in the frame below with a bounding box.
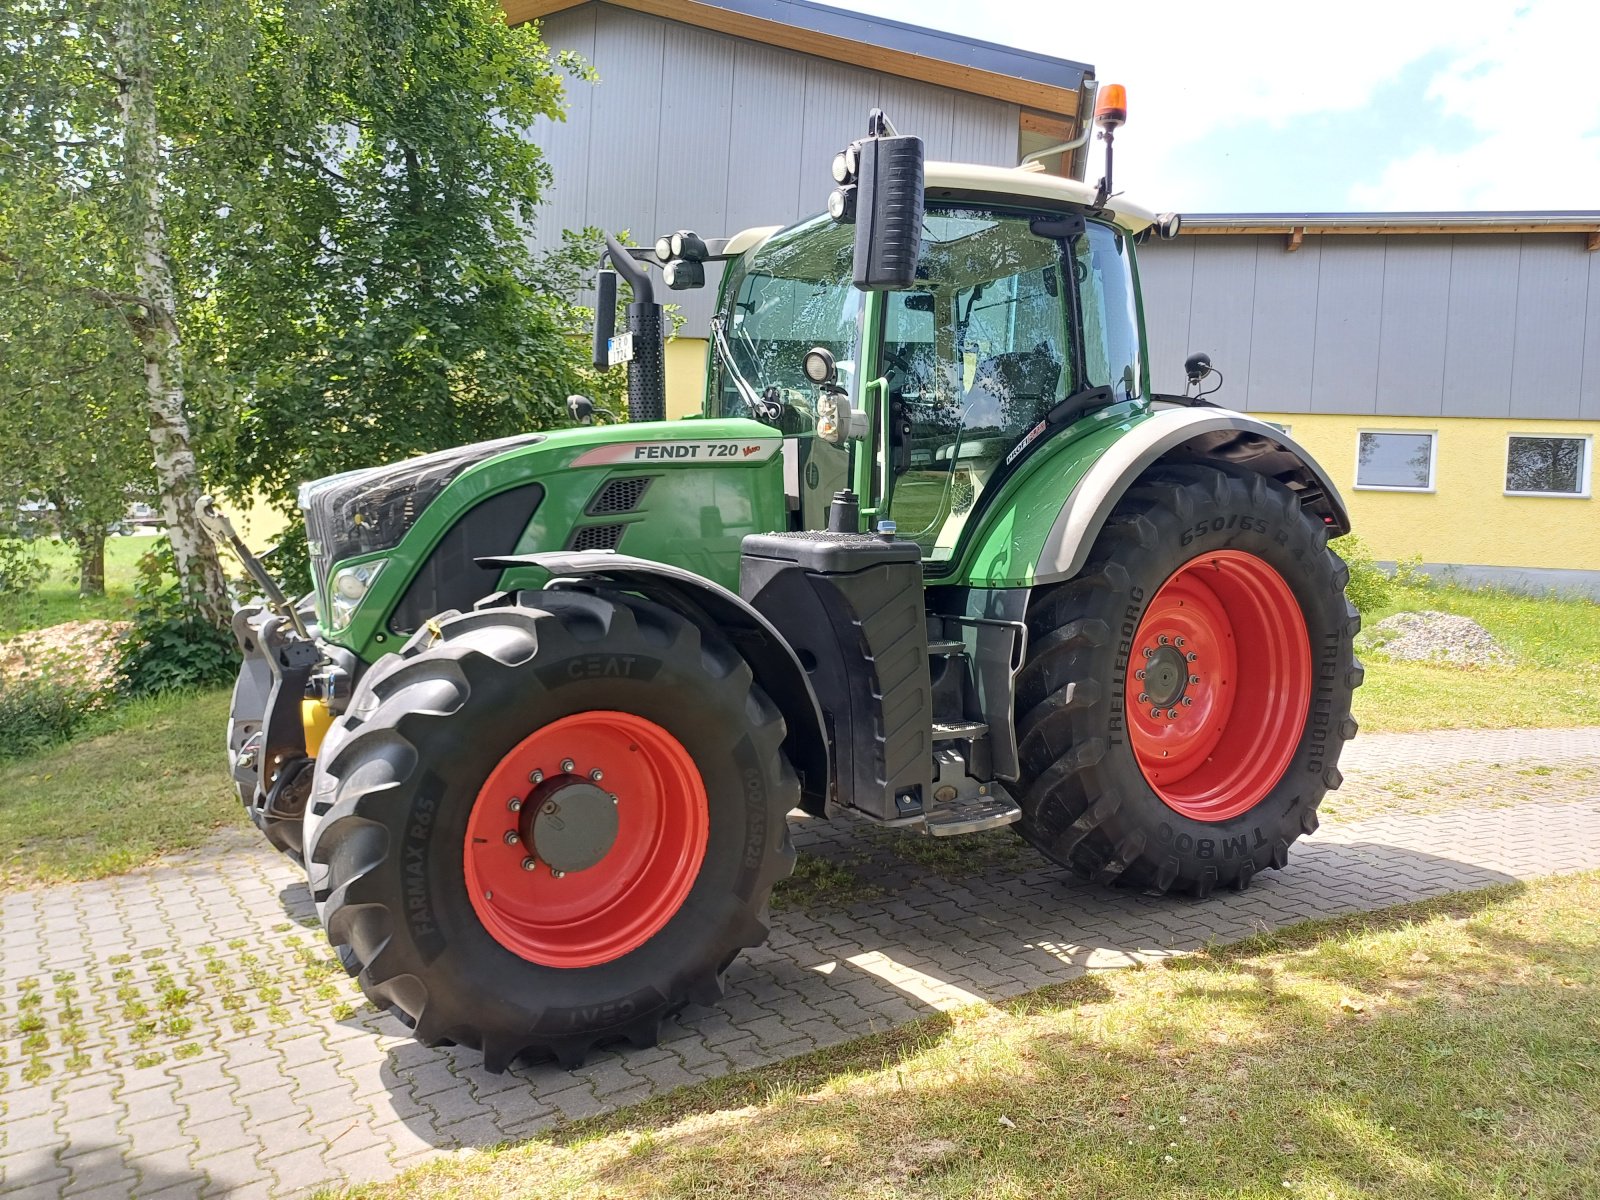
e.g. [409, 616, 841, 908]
[923, 786, 1021, 837]
[932, 720, 988, 741]
[927, 638, 967, 657]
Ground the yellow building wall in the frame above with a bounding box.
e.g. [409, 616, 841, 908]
[1259, 412, 1600, 571]
[665, 337, 710, 419]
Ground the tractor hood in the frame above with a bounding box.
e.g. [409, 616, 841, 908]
[299, 418, 788, 660]
[299, 433, 547, 611]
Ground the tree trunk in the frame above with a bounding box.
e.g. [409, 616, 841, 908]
[76, 527, 107, 597]
[112, 1, 229, 626]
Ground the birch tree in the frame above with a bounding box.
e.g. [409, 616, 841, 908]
[1, 0, 231, 620]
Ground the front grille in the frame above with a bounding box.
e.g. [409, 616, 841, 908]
[586, 476, 653, 515]
[568, 524, 626, 552]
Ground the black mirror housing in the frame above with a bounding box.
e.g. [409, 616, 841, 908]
[851, 132, 924, 292]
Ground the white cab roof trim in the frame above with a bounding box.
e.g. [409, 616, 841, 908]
[723, 225, 784, 256]
[926, 161, 1155, 233]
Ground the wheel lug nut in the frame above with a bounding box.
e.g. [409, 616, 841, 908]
[551, 869, 566, 880]
[1175, 636, 1185, 648]
[1182, 696, 1193, 706]
[521, 857, 536, 872]
[560, 758, 575, 773]
[1185, 652, 1198, 662]
[542, 801, 557, 815]
[1158, 635, 1170, 645]
[1138, 692, 1150, 703]
[1167, 709, 1179, 720]
[529, 769, 543, 784]
[1135, 669, 1146, 680]
[589, 768, 603, 782]
[503, 831, 519, 845]
[1150, 707, 1161, 719]
[610, 794, 618, 805]
[507, 797, 521, 812]
[1143, 647, 1155, 659]
[1188, 674, 1200, 685]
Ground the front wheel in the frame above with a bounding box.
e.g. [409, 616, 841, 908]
[305, 589, 797, 1070]
[1015, 466, 1361, 896]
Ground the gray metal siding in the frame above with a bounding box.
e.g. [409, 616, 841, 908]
[1140, 232, 1600, 420]
[1310, 238, 1384, 415]
[1373, 239, 1452, 417]
[529, 2, 1021, 334]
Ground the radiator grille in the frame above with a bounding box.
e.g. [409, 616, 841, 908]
[587, 476, 653, 515]
[568, 523, 626, 552]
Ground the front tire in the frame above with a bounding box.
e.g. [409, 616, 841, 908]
[305, 589, 796, 1070]
[1015, 466, 1361, 896]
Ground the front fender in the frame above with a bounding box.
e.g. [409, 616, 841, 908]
[953, 404, 1349, 588]
[481, 550, 832, 815]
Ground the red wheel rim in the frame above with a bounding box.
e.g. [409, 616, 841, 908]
[463, 711, 709, 968]
[1125, 550, 1311, 821]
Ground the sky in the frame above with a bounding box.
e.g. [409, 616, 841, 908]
[838, 0, 1600, 214]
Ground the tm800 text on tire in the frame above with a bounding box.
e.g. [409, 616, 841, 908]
[1014, 465, 1361, 896]
[304, 589, 797, 1070]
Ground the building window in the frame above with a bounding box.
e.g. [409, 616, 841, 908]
[1355, 431, 1436, 492]
[1505, 435, 1591, 498]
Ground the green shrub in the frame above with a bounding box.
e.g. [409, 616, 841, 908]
[1331, 534, 1392, 615]
[116, 542, 238, 697]
[0, 537, 47, 597]
[0, 677, 102, 761]
[1394, 553, 1430, 589]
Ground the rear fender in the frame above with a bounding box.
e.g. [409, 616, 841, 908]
[481, 551, 832, 816]
[1035, 407, 1349, 586]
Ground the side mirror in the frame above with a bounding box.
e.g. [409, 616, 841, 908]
[849, 112, 923, 292]
[567, 394, 596, 425]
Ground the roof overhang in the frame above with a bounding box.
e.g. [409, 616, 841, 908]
[501, 0, 1091, 116]
[1178, 212, 1600, 251]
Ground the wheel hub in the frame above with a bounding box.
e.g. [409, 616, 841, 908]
[1140, 644, 1189, 709]
[523, 777, 618, 874]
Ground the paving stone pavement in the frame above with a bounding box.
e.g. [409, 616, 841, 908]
[2, 726, 1599, 1199]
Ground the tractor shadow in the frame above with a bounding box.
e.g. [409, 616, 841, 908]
[349, 809, 1522, 1154]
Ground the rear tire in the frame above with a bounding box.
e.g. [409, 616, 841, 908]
[305, 589, 796, 1070]
[1014, 466, 1361, 896]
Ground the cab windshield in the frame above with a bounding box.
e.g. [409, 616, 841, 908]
[709, 216, 860, 433]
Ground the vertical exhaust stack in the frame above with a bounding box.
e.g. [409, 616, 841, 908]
[598, 233, 666, 423]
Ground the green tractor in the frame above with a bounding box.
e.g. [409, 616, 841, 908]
[215, 102, 1360, 1071]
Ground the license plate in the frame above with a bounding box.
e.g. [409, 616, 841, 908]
[607, 332, 634, 366]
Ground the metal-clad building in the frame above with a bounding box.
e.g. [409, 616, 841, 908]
[1140, 216, 1600, 591]
[504, 0, 1095, 403]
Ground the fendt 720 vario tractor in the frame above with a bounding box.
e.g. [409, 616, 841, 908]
[213, 93, 1360, 1071]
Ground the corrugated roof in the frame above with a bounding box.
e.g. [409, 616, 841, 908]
[500, 0, 1093, 115]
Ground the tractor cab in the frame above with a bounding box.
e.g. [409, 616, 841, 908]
[708, 191, 1150, 554]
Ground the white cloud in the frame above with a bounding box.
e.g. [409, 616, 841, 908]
[844, 0, 1595, 210]
[1347, 0, 1600, 208]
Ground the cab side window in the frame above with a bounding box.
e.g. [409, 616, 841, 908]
[1078, 221, 1143, 402]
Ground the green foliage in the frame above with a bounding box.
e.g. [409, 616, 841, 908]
[1394, 553, 1430, 589]
[0, 537, 47, 597]
[1331, 533, 1392, 615]
[0, 676, 102, 762]
[202, 1, 603, 519]
[116, 542, 239, 697]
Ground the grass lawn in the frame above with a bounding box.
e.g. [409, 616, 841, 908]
[336, 873, 1600, 1200]
[0, 687, 241, 889]
[0, 535, 154, 635]
[1353, 582, 1600, 733]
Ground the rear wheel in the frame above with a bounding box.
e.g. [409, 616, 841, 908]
[306, 589, 796, 1070]
[1015, 466, 1361, 896]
